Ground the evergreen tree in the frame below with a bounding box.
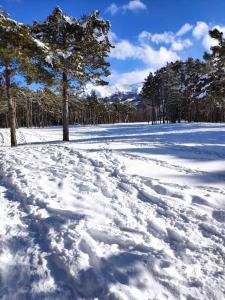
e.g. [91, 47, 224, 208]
[32, 6, 112, 141]
[0, 11, 51, 146]
[86, 91, 99, 125]
[141, 73, 157, 124]
[204, 29, 225, 121]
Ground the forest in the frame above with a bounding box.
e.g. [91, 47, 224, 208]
[0, 6, 225, 147]
[141, 47, 225, 124]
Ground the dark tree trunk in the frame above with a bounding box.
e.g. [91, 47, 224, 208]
[62, 72, 69, 141]
[151, 99, 156, 125]
[26, 99, 30, 128]
[5, 67, 17, 147]
[162, 101, 165, 124]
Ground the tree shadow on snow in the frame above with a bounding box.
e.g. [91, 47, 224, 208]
[19, 123, 225, 162]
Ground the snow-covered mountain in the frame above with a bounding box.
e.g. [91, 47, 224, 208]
[85, 82, 143, 107]
[103, 83, 143, 107]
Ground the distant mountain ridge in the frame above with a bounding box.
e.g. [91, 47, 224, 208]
[103, 82, 143, 107]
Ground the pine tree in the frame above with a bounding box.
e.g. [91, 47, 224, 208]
[86, 91, 99, 125]
[0, 11, 51, 146]
[32, 6, 112, 141]
[141, 73, 157, 124]
[209, 29, 225, 62]
[204, 29, 225, 121]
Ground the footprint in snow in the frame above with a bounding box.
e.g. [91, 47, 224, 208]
[192, 195, 210, 207]
[188, 278, 203, 288]
[160, 260, 171, 269]
[212, 210, 225, 223]
[198, 223, 223, 241]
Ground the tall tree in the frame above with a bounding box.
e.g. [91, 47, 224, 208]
[0, 11, 50, 146]
[32, 6, 112, 141]
[208, 29, 225, 61]
[203, 31, 225, 121]
[141, 73, 157, 124]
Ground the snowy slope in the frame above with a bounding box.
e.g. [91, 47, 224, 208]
[0, 123, 225, 300]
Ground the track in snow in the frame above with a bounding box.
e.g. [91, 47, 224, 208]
[0, 123, 225, 300]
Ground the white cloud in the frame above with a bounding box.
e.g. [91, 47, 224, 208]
[138, 31, 152, 42]
[142, 45, 180, 66]
[86, 68, 152, 97]
[106, 0, 147, 15]
[106, 3, 119, 15]
[151, 32, 175, 44]
[138, 24, 193, 51]
[176, 23, 193, 37]
[193, 22, 209, 39]
[138, 25, 193, 53]
[123, 0, 147, 11]
[111, 68, 153, 86]
[110, 40, 137, 60]
[138, 30, 174, 44]
[110, 39, 180, 67]
[85, 83, 115, 98]
[171, 39, 192, 51]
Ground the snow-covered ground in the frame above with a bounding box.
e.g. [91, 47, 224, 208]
[0, 122, 225, 300]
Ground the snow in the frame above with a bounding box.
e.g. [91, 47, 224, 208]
[85, 82, 142, 98]
[0, 122, 225, 299]
[56, 49, 72, 59]
[64, 16, 75, 25]
[45, 53, 54, 66]
[33, 38, 49, 50]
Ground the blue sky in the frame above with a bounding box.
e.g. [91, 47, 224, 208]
[1, 0, 225, 95]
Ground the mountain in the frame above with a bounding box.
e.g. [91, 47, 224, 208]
[102, 82, 143, 107]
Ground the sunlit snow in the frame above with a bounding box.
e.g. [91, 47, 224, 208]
[0, 122, 225, 299]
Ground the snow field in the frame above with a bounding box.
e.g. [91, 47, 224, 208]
[0, 122, 225, 299]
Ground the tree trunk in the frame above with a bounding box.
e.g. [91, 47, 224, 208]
[26, 99, 30, 128]
[62, 72, 69, 141]
[162, 100, 165, 124]
[151, 99, 155, 125]
[5, 67, 17, 147]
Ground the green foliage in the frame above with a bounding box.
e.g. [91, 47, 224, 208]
[31, 7, 113, 87]
[141, 54, 225, 123]
[209, 29, 225, 60]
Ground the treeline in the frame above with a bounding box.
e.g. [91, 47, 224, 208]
[141, 29, 225, 124]
[1, 4, 225, 147]
[0, 87, 138, 127]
